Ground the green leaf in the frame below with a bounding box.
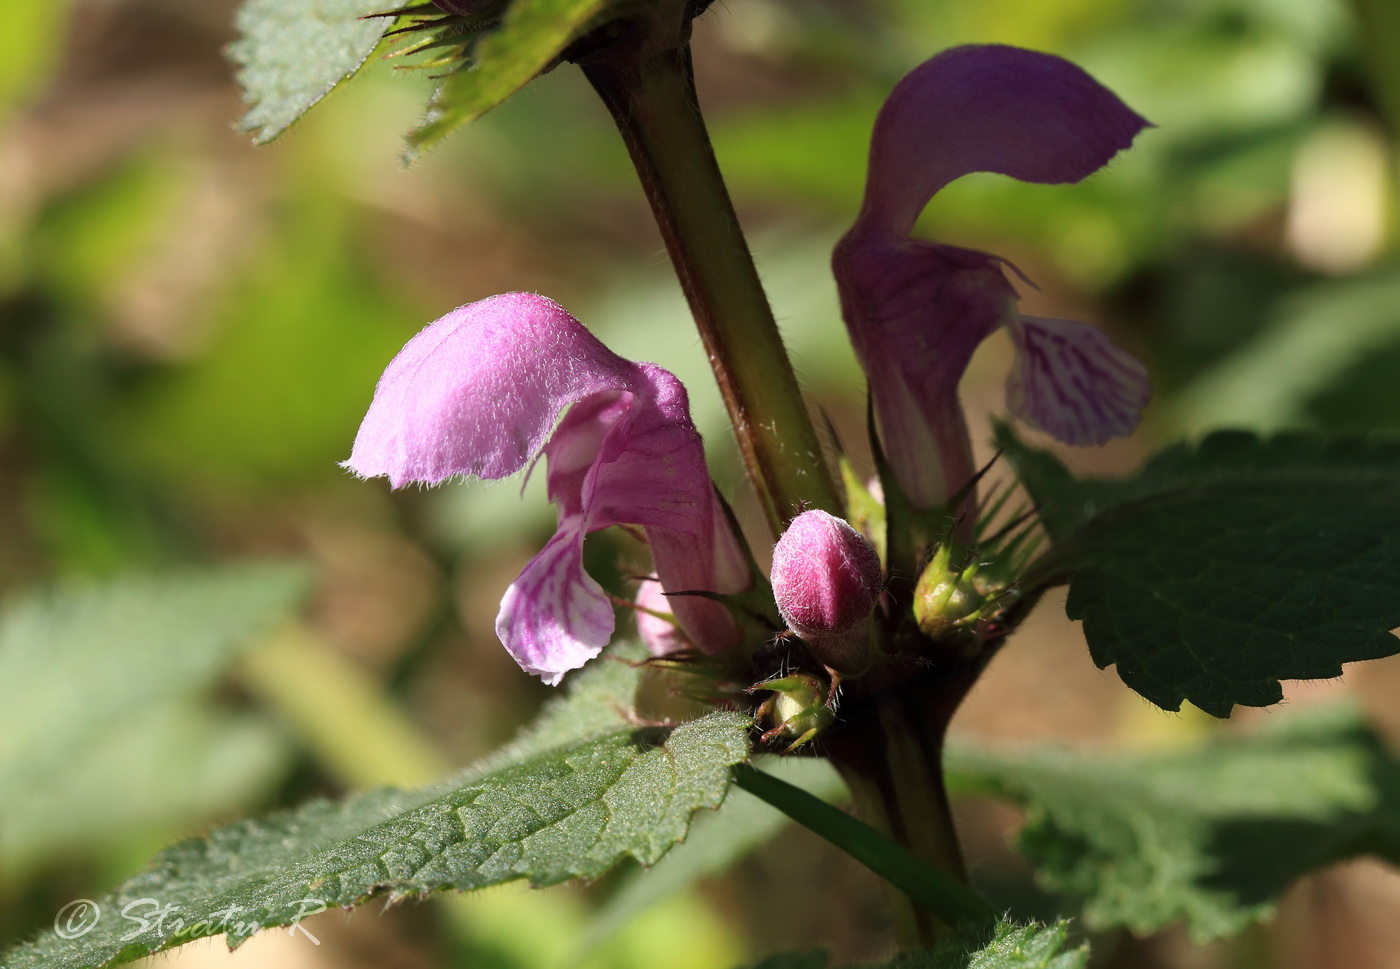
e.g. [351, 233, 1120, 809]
[229, 0, 399, 145]
[0, 563, 308, 805]
[407, 0, 610, 153]
[735, 921, 1087, 969]
[4, 651, 750, 969]
[999, 426, 1400, 716]
[577, 757, 847, 955]
[947, 704, 1400, 941]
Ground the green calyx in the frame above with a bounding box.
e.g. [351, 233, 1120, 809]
[752, 672, 837, 752]
[912, 543, 990, 643]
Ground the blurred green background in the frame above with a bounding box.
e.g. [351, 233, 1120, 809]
[2, 0, 1399, 966]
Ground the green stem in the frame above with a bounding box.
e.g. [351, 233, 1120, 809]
[583, 42, 841, 536]
[732, 763, 996, 930]
[825, 676, 979, 947]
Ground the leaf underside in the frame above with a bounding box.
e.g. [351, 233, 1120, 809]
[4, 652, 750, 969]
[948, 703, 1400, 941]
[1001, 427, 1400, 716]
[230, 0, 399, 145]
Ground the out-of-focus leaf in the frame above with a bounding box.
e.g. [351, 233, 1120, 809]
[0, 1, 74, 114]
[2, 707, 289, 882]
[230, 0, 399, 145]
[745, 954, 831, 969]
[735, 920, 1087, 969]
[947, 704, 1400, 941]
[1001, 426, 1400, 716]
[1349, 0, 1400, 132]
[1172, 273, 1400, 435]
[408, 0, 609, 153]
[711, 93, 882, 214]
[2, 647, 750, 969]
[0, 563, 308, 802]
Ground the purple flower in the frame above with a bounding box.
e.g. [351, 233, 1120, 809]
[771, 510, 883, 671]
[344, 293, 747, 684]
[833, 44, 1152, 509]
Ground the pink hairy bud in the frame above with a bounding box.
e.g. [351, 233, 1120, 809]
[770, 510, 883, 671]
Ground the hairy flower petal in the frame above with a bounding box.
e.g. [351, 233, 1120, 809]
[835, 236, 1015, 507]
[345, 293, 745, 682]
[634, 579, 688, 658]
[343, 293, 636, 487]
[861, 44, 1150, 239]
[496, 524, 613, 686]
[835, 45, 1151, 509]
[1006, 315, 1152, 445]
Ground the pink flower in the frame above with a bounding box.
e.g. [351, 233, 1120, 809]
[833, 44, 1152, 509]
[344, 293, 747, 684]
[771, 510, 883, 671]
[633, 578, 689, 657]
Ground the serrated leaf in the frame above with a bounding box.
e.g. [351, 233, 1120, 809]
[4, 649, 750, 969]
[407, 0, 609, 153]
[999, 426, 1400, 716]
[947, 704, 1400, 941]
[577, 757, 847, 955]
[230, 0, 399, 145]
[735, 921, 1087, 969]
[0, 563, 308, 799]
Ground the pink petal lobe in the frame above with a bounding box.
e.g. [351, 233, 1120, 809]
[1006, 315, 1151, 445]
[495, 522, 614, 686]
[861, 44, 1150, 238]
[555, 365, 748, 655]
[648, 520, 746, 655]
[343, 293, 639, 488]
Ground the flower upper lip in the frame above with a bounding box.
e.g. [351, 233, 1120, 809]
[834, 44, 1154, 510]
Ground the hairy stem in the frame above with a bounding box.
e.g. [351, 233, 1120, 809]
[583, 42, 841, 536]
[826, 673, 978, 947]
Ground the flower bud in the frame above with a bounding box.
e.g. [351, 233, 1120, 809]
[754, 672, 835, 751]
[913, 570, 981, 639]
[770, 510, 883, 671]
[912, 542, 987, 642]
